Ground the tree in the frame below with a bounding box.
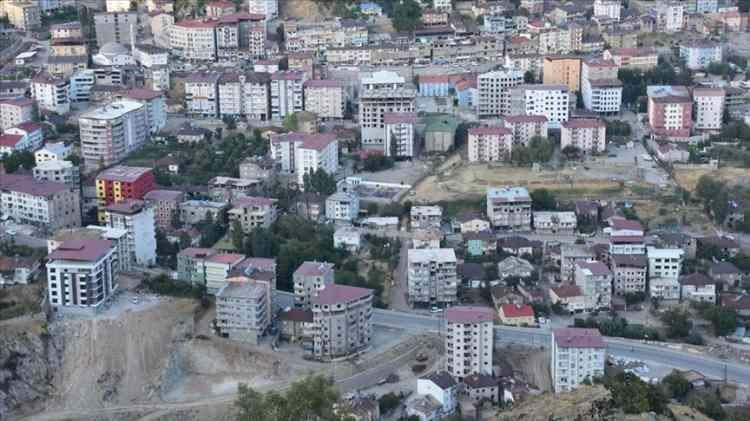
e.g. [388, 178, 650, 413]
[660, 308, 692, 338]
[1, 150, 35, 172]
[661, 372, 691, 400]
[511, 136, 554, 165]
[362, 154, 394, 172]
[605, 372, 667, 414]
[391, 0, 422, 32]
[235, 375, 343, 421]
[701, 306, 737, 336]
[530, 188, 556, 211]
[231, 220, 245, 250]
[378, 392, 402, 414]
[282, 113, 299, 131]
[688, 392, 726, 420]
[562, 145, 582, 161]
[523, 70, 536, 83]
[303, 169, 337, 195]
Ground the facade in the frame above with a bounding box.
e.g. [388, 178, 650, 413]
[503, 115, 548, 146]
[228, 196, 278, 232]
[561, 118, 607, 154]
[0, 174, 81, 231]
[646, 246, 684, 281]
[4, 1, 41, 31]
[270, 70, 304, 120]
[122, 89, 167, 134]
[542, 56, 581, 93]
[216, 281, 269, 344]
[647, 85, 692, 139]
[303, 80, 345, 119]
[312, 284, 373, 359]
[510, 84, 569, 129]
[333, 226, 361, 251]
[31, 73, 70, 115]
[603, 48, 658, 70]
[467, 126, 513, 162]
[35, 142, 72, 165]
[170, 19, 219, 61]
[79, 100, 148, 170]
[410, 205, 443, 230]
[533, 211, 577, 234]
[650, 277, 680, 300]
[478, 69, 524, 118]
[574, 261, 613, 310]
[549, 285, 586, 313]
[383, 112, 417, 158]
[294, 261, 336, 309]
[94, 12, 137, 47]
[325, 191, 360, 222]
[95, 166, 155, 218]
[679, 42, 722, 70]
[32, 160, 80, 187]
[486, 186, 531, 230]
[248, 0, 278, 19]
[444, 306, 494, 380]
[611, 254, 648, 295]
[680, 273, 716, 304]
[581, 58, 621, 114]
[653, 2, 684, 33]
[179, 200, 227, 225]
[47, 239, 118, 310]
[269, 132, 339, 188]
[551, 328, 606, 393]
[184, 72, 222, 117]
[407, 248, 458, 305]
[359, 71, 416, 153]
[143, 189, 184, 230]
[104, 200, 157, 267]
[0, 98, 34, 132]
[204, 253, 246, 293]
[692, 87, 724, 131]
[498, 303, 535, 326]
[416, 372, 457, 418]
[594, 0, 621, 20]
[177, 247, 215, 285]
[217, 71, 271, 120]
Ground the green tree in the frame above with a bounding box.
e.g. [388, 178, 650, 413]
[391, 0, 422, 32]
[660, 308, 692, 338]
[235, 375, 342, 421]
[283, 113, 299, 131]
[378, 392, 402, 415]
[523, 70, 536, 83]
[530, 188, 556, 211]
[688, 392, 726, 420]
[661, 372, 690, 400]
[701, 306, 738, 336]
[231, 220, 245, 250]
[562, 145, 582, 161]
[303, 169, 337, 195]
[605, 372, 667, 414]
[1, 150, 35, 172]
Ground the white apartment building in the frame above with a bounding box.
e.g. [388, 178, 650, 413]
[581, 58, 621, 114]
[603, 48, 659, 70]
[679, 42, 722, 70]
[561, 118, 607, 154]
[692, 87, 724, 131]
[694, 0, 718, 14]
[574, 261, 613, 310]
[538, 27, 572, 55]
[106, 0, 132, 12]
[503, 115, 548, 146]
[35, 142, 71, 164]
[185, 72, 222, 117]
[149, 10, 174, 48]
[79, 100, 147, 170]
[359, 71, 416, 153]
[248, 0, 277, 19]
[216, 281, 270, 344]
[407, 248, 458, 305]
[228, 196, 278, 232]
[269, 132, 339, 187]
[94, 12, 137, 47]
[33, 159, 80, 187]
[0, 174, 81, 231]
[333, 226, 361, 251]
[312, 284, 373, 359]
[444, 306, 494, 380]
[533, 211, 577, 234]
[293, 261, 335, 309]
[653, 2, 684, 33]
[270, 70, 304, 120]
[133, 44, 169, 68]
[486, 186, 531, 230]
[31, 73, 70, 115]
[47, 239, 119, 311]
[3, 1, 41, 31]
[467, 126, 513, 162]
[204, 253, 247, 293]
[303, 80, 345, 120]
[50, 22, 82, 39]
[593, 0, 621, 20]
[384, 112, 417, 158]
[218, 71, 271, 120]
[510, 84, 569, 129]
[122, 88, 167, 134]
[647, 247, 684, 281]
[169, 19, 218, 61]
[433, 0, 452, 12]
[416, 372, 458, 418]
[104, 199, 157, 267]
[477, 69, 524, 118]
[325, 191, 359, 222]
[551, 328, 606, 393]
[411, 205, 443, 230]
[0, 98, 34, 131]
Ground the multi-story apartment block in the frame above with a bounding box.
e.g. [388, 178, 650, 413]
[646, 246, 684, 281]
[543, 56, 581, 93]
[228, 196, 278, 232]
[94, 12, 137, 47]
[216, 280, 269, 343]
[510, 84, 570, 128]
[467, 126, 513, 162]
[47, 239, 118, 311]
[503, 115, 548, 146]
[205, 0, 236, 16]
[533, 211, 577, 234]
[177, 247, 216, 285]
[217, 71, 271, 120]
[359, 71, 416, 153]
[407, 248, 458, 305]
[325, 191, 360, 222]
[184, 72, 222, 117]
[179, 200, 228, 225]
[294, 261, 335, 309]
[121, 89, 166, 134]
[652, 2, 684, 33]
[692, 87, 724, 131]
[248, 0, 277, 20]
[133, 44, 169, 68]
[679, 42, 722, 70]
[0, 98, 33, 131]
[581, 58, 621, 114]
[593, 0, 620, 20]
[32, 160, 80, 187]
[270, 132, 339, 188]
[270, 70, 304, 120]
[35, 142, 71, 164]
[106, 0, 132, 12]
[149, 9, 174, 48]
[603, 48, 658, 70]
[96, 165, 155, 221]
[444, 306, 494, 381]
[647, 85, 692, 139]
[611, 254, 648, 295]
[284, 19, 368, 52]
[171, 19, 220, 61]
[0, 81, 29, 101]
[0, 174, 81, 231]
[31, 73, 70, 115]
[312, 284, 373, 359]
[384, 112, 417, 158]
[288, 52, 315, 81]
[538, 27, 572, 55]
[486, 186, 531, 230]
[204, 252, 246, 293]
[303, 80, 345, 120]
[551, 328, 606, 393]
[561, 118, 607, 154]
[477, 69, 524, 118]
[104, 199, 157, 267]
[4, 1, 40, 31]
[574, 261, 612, 310]
[79, 100, 148, 171]
[50, 21, 82, 39]
[143, 190, 184, 230]
[411, 206, 443, 230]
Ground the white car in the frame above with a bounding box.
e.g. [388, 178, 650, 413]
[430, 306, 442, 314]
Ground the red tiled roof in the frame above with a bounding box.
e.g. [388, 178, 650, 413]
[552, 328, 605, 348]
[0, 174, 69, 196]
[0, 98, 34, 107]
[500, 303, 534, 318]
[469, 126, 511, 136]
[13, 121, 42, 132]
[178, 247, 217, 259]
[144, 189, 183, 202]
[106, 199, 147, 215]
[551, 284, 583, 298]
[175, 19, 219, 29]
[610, 235, 644, 244]
[294, 261, 334, 277]
[721, 293, 750, 311]
[271, 70, 304, 81]
[611, 218, 643, 231]
[314, 283, 372, 305]
[49, 239, 113, 262]
[680, 273, 714, 287]
[271, 132, 337, 151]
[563, 118, 605, 129]
[445, 306, 494, 323]
[0, 134, 23, 147]
[233, 196, 277, 207]
[208, 253, 245, 265]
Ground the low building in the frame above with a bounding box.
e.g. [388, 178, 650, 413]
[411, 205, 443, 230]
[708, 261, 742, 288]
[497, 256, 534, 280]
[561, 244, 595, 281]
[416, 371, 458, 417]
[462, 374, 499, 403]
[34, 142, 72, 164]
[611, 254, 648, 295]
[452, 212, 491, 234]
[551, 328, 606, 393]
[533, 211, 577, 234]
[680, 273, 716, 304]
[32, 160, 80, 187]
[228, 196, 278, 233]
[412, 229, 443, 249]
[498, 303, 535, 326]
[216, 281, 270, 344]
[646, 247, 684, 281]
[294, 261, 335, 309]
[333, 226, 361, 251]
[574, 261, 612, 310]
[311, 284, 373, 359]
[650, 277, 680, 300]
[423, 113, 459, 153]
[143, 190, 184, 230]
[406, 395, 442, 421]
[0, 174, 81, 231]
[486, 186, 531, 230]
[549, 284, 586, 313]
[325, 191, 360, 222]
[179, 200, 228, 225]
[0, 256, 41, 285]
[498, 236, 542, 257]
[464, 230, 495, 257]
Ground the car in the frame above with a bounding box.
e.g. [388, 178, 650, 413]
[430, 306, 442, 313]
[131, 298, 140, 305]
[608, 154, 617, 158]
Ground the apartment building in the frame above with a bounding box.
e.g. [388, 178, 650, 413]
[96, 165, 155, 222]
[0, 174, 81, 231]
[284, 19, 368, 52]
[205, 0, 236, 16]
[50, 22, 82, 39]
[106, 0, 132, 12]
[593, 0, 620, 20]
[411, 206, 443, 230]
[407, 248, 458, 305]
[477, 69, 524, 118]
[0, 81, 29, 100]
[94, 12, 137, 47]
[542, 56, 581, 93]
[303, 80, 345, 120]
[0, 98, 33, 131]
[603, 48, 658, 70]
[325, 191, 360, 222]
[561, 118, 607, 154]
[216, 281, 269, 344]
[270, 70, 304, 120]
[184, 72, 222, 117]
[467, 126, 513, 162]
[680, 273, 716, 304]
[551, 328, 606, 393]
[581, 58, 621, 114]
[217, 71, 271, 120]
[179, 200, 228, 224]
[248, 0, 277, 19]
[133, 44, 169, 68]
[269, 132, 339, 187]
[646, 246, 684, 281]
[79, 100, 148, 170]
[104, 200, 157, 267]
[170, 19, 218, 61]
[653, 2, 684, 33]
[121, 89, 167, 135]
[293, 261, 335, 309]
[538, 27, 572, 55]
[611, 254, 648, 295]
[204, 253, 246, 293]
[312, 284, 373, 359]
[31, 73, 70, 115]
[510, 84, 570, 129]
[679, 41, 722, 70]
[32, 160, 80, 187]
[228, 196, 278, 232]
[47, 239, 118, 311]
[486, 186, 531, 230]
[4, 1, 40, 31]
[503, 115, 548, 146]
[647, 85, 692, 139]
[444, 306, 494, 381]
[692, 87, 724, 131]
[384, 112, 417, 158]
[1, 121, 43, 154]
[574, 261, 612, 310]
[35, 142, 71, 164]
[177, 247, 215, 285]
[143, 189, 184, 229]
[149, 9, 174, 48]
[359, 71, 416, 153]
[533, 211, 577, 234]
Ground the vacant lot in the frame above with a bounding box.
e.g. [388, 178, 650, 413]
[674, 166, 750, 192]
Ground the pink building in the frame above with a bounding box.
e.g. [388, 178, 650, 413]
[647, 86, 692, 139]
